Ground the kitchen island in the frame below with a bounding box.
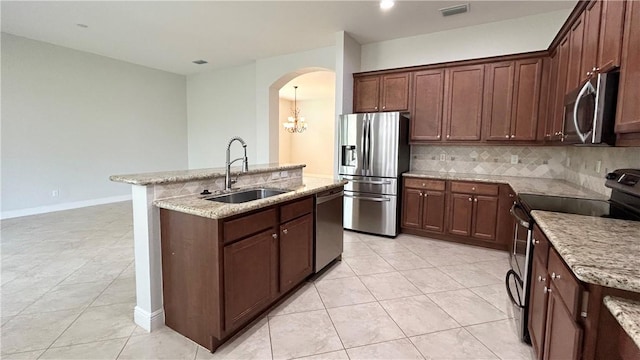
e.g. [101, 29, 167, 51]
[110, 164, 346, 335]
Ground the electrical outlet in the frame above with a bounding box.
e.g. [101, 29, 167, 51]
[51, 190, 59, 197]
[596, 160, 602, 173]
[280, 171, 288, 178]
[566, 157, 571, 167]
[440, 153, 446, 161]
[511, 155, 519, 165]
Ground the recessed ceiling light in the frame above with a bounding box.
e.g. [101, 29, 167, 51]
[76, 23, 88, 28]
[440, 3, 470, 17]
[192, 60, 208, 65]
[380, 0, 394, 10]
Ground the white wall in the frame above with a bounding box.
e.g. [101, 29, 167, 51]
[278, 99, 293, 164]
[1, 34, 188, 216]
[186, 63, 256, 169]
[361, 9, 571, 72]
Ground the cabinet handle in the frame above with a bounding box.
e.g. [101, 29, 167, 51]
[272, 233, 277, 239]
[505, 135, 510, 138]
[424, 193, 428, 197]
[533, 239, 540, 245]
[551, 272, 561, 280]
[382, 106, 386, 110]
[468, 197, 473, 202]
[472, 187, 476, 191]
[446, 135, 450, 139]
[283, 229, 288, 235]
[474, 198, 478, 202]
[509, 193, 515, 198]
[510, 135, 515, 139]
[419, 192, 423, 197]
[544, 286, 552, 294]
[374, 106, 378, 110]
[437, 135, 441, 139]
[422, 183, 426, 187]
[538, 276, 546, 282]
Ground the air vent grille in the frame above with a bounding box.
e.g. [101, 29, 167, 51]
[440, 3, 470, 17]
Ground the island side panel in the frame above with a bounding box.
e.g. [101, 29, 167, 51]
[160, 209, 221, 350]
[131, 184, 165, 331]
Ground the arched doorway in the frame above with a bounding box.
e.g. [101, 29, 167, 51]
[270, 68, 336, 178]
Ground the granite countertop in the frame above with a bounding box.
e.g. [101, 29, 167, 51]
[604, 296, 640, 349]
[110, 163, 305, 186]
[531, 210, 640, 293]
[154, 176, 347, 219]
[403, 171, 606, 200]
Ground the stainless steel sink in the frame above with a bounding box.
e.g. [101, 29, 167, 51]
[205, 188, 290, 204]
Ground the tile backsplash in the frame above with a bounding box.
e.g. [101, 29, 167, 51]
[410, 145, 639, 196]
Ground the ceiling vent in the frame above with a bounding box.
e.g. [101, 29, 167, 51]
[192, 60, 208, 65]
[440, 3, 470, 17]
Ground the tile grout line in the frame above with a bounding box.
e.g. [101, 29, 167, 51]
[312, 280, 349, 357]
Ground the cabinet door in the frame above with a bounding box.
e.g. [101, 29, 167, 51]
[444, 65, 484, 141]
[402, 188, 423, 229]
[511, 58, 542, 141]
[471, 195, 498, 241]
[380, 73, 410, 112]
[545, 51, 559, 140]
[598, 0, 625, 71]
[224, 229, 277, 331]
[448, 193, 473, 237]
[543, 284, 583, 360]
[411, 70, 444, 141]
[354, 76, 380, 113]
[615, 0, 640, 134]
[422, 190, 445, 233]
[528, 255, 549, 359]
[581, 0, 602, 84]
[567, 14, 585, 92]
[279, 214, 313, 293]
[553, 36, 571, 140]
[483, 61, 515, 141]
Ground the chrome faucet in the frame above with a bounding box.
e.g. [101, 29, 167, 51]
[225, 137, 249, 190]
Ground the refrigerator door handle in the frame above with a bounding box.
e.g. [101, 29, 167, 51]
[344, 179, 392, 185]
[366, 114, 372, 172]
[344, 194, 391, 202]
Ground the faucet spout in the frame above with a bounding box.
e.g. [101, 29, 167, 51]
[225, 137, 249, 190]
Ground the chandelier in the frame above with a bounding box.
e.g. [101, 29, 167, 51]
[283, 86, 308, 133]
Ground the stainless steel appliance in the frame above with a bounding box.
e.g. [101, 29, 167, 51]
[563, 72, 619, 145]
[338, 112, 410, 237]
[506, 168, 640, 343]
[315, 187, 344, 273]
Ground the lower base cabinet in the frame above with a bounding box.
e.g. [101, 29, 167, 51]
[543, 282, 583, 360]
[402, 177, 509, 250]
[160, 194, 317, 352]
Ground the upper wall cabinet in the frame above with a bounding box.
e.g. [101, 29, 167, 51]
[581, 0, 626, 84]
[483, 58, 542, 141]
[353, 73, 410, 113]
[410, 69, 445, 141]
[443, 65, 485, 141]
[567, 13, 585, 93]
[615, 0, 640, 137]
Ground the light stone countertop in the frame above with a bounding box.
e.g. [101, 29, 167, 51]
[531, 210, 640, 293]
[110, 163, 305, 186]
[154, 176, 347, 219]
[403, 171, 606, 200]
[604, 296, 640, 350]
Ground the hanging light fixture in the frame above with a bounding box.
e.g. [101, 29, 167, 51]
[283, 86, 308, 133]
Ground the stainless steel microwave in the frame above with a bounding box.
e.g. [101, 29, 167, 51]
[563, 72, 618, 145]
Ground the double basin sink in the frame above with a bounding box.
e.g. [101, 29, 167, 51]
[205, 188, 290, 204]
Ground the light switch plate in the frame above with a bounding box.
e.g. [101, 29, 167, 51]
[511, 155, 519, 165]
[440, 153, 446, 161]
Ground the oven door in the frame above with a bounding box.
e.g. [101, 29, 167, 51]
[507, 202, 534, 343]
[563, 78, 597, 144]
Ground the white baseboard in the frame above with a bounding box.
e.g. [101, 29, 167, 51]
[1, 194, 132, 220]
[134, 306, 165, 332]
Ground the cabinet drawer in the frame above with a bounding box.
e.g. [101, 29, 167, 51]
[223, 208, 277, 243]
[548, 248, 581, 318]
[404, 178, 445, 191]
[532, 225, 550, 266]
[280, 196, 313, 223]
[450, 181, 499, 196]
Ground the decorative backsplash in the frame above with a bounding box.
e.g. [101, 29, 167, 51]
[153, 168, 303, 200]
[410, 145, 639, 196]
[410, 146, 566, 179]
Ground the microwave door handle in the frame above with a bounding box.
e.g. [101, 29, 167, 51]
[592, 74, 603, 143]
[573, 81, 595, 143]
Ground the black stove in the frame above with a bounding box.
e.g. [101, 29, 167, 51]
[518, 193, 640, 221]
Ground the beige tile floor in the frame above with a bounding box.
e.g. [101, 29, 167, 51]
[1, 201, 534, 359]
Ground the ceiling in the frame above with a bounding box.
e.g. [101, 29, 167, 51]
[1, 1, 575, 76]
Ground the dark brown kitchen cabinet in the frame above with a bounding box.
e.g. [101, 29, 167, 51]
[402, 178, 446, 233]
[224, 229, 277, 331]
[353, 73, 410, 113]
[580, 0, 602, 84]
[410, 69, 445, 141]
[597, 0, 626, 72]
[443, 65, 484, 141]
[544, 51, 560, 140]
[550, 35, 571, 141]
[543, 283, 583, 360]
[471, 195, 498, 240]
[615, 0, 640, 137]
[448, 193, 473, 237]
[567, 14, 585, 93]
[529, 254, 549, 360]
[279, 213, 313, 294]
[159, 193, 321, 353]
[484, 59, 542, 141]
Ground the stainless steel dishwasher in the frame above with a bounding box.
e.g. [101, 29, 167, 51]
[315, 187, 344, 273]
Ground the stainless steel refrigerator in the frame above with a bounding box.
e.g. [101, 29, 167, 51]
[338, 112, 410, 237]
